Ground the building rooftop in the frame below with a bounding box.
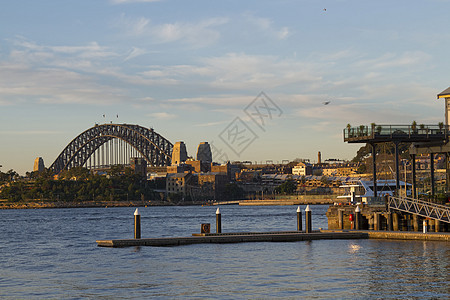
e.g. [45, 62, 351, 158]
[437, 86, 450, 99]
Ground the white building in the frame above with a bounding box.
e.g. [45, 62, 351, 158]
[292, 162, 312, 176]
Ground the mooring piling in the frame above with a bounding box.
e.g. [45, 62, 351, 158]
[134, 208, 141, 239]
[216, 207, 222, 233]
[355, 205, 361, 230]
[297, 206, 302, 231]
[305, 205, 312, 233]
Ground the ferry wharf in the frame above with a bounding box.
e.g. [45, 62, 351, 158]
[96, 230, 449, 247]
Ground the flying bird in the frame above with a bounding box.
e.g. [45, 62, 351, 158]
[323, 8, 326, 11]
[323, 101, 331, 105]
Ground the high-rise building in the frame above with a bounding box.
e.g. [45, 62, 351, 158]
[196, 142, 212, 163]
[33, 157, 45, 172]
[171, 141, 188, 165]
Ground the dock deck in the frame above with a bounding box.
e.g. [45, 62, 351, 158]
[96, 231, 367, 247]
[96, 230, 449, 247]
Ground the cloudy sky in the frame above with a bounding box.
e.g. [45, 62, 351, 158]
[1, 0, 450, 174]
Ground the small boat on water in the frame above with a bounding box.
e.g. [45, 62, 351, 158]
[337, 179, 411, 205]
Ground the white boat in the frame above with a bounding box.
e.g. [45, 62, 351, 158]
[337, 179, 411, 205]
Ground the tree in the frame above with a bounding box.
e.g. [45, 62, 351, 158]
[346, 123, 352, 137]
[411, 120, 417, 133]
[224, 183, 244, 200]
[274, 180, 297, 195]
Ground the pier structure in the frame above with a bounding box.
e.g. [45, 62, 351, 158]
[341, 87, 450, 230]
[327, 202, 449, 232]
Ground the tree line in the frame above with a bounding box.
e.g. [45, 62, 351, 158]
[0, 166, 162, 202]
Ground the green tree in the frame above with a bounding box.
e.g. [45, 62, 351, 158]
[274, 180, 297, 195]
[224, 183, 244, 200]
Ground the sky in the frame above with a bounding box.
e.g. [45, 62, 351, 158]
[1, 0, 450, 175]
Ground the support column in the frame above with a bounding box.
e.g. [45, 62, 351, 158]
[368, 216, 374, 231]
[413, 214, 419, 232]
[338, 209, 344, 230]
[406, 215, 412, 231]
[372, 143, 377, 197]
[374, 213, 381, 231]
[395, 142, 400, 193]
[446, 153, 450, 195]
[386, 212, 393, 231]
[430, 153, 435, 197]
[400, 215, 408, 231]
[412, 154, 417, 198]
[435, 219, 441, 232]
[392, 212, 399, 231]
[430, 219, 435, 232]
[355, 206, 362, 230]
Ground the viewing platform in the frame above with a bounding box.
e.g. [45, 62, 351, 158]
[343, 124, 447, 144]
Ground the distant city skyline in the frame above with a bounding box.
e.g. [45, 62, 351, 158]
[1, 0, 450, 175]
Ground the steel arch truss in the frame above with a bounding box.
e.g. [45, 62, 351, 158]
[50, 124, 173, 174]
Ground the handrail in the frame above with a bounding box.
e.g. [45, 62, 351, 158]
[388, 195, 450, 223]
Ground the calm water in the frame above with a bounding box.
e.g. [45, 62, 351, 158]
[0, 205, 448, 299]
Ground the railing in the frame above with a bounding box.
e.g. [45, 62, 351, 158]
[343, 124, 448, 140]
[388, 195, 450, 223]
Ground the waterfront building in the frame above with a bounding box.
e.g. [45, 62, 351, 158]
[197, 173, 228, 200]
[167, 163, 194, 174]
[292, 162, 312, 176]
[33, 157, 44, 173]
[166, 172, 196, 198]
[130, 157, 147, 177]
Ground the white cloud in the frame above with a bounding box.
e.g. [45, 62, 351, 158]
[194, 121, 229, 127]
[244, 13, 291, 40]
[124, 47, 148, 61]
[355, 51, 431, 70]
[149, 112, 176, 119]
[111, 0, 161, 4]
[0, 130, 61, 135]
[0, 61, 124, 105]
[118, 15, 228, 47]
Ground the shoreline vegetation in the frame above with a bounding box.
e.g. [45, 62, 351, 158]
[1, 166, 338, 210]
[0, 197, 335, 210]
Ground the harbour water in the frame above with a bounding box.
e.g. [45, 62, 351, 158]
[0, 205, 448, 299]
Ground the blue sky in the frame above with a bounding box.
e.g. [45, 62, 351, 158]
[1, 0, 450, 175]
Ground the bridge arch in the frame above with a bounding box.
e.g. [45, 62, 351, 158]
[50, 124, 173, 174]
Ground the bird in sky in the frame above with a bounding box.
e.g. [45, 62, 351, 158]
[323, 101, 331, 105]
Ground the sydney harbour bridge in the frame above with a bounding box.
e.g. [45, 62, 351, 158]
[50, 124, 173, 174]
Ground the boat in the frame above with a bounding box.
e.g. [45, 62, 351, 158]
[337, 179, 411, 205]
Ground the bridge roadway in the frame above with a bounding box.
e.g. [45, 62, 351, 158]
[96, 229, 449, 247]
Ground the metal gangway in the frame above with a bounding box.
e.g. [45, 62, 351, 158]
[388, 196, 450, 223]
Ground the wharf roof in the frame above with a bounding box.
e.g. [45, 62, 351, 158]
[437, 86, 450, 99]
